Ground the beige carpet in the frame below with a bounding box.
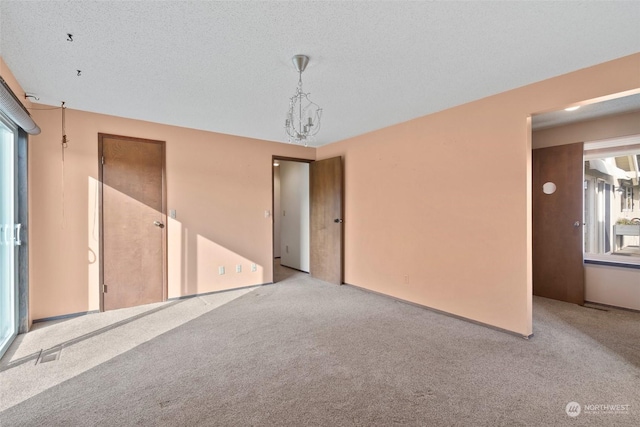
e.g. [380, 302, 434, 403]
[1, 264, 638, 426]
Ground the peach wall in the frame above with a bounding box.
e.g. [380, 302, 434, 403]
[318, 53, 640, 336]
[9, 52, 640, 333]
[28, 107, 314, 320]
[533, 110, 640, 149]
[0, 57, 32, 111]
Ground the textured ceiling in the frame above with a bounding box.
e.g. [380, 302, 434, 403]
[1, 1, 639, 146]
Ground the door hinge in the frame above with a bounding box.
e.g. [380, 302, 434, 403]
[101, 156, 105, 165]
[102, 284, 108, 293]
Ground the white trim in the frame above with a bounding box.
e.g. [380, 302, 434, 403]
[583, 138, 640, 264]
[584, 253, 640, 267]
[584, 134, 640, 151]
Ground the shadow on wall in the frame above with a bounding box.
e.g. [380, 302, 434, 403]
[87, 176, 264, 310]
[169, 219, 265, 298]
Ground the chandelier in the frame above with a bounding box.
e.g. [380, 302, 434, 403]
[285, 55, 322, 146]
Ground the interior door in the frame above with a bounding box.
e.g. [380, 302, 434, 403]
[100, 134, 166, 311]
[310, 156, 343, 284]
[532, 142, 584, 304]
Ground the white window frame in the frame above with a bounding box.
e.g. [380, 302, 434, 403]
[583, 134, 640, 267]
[621, 186, 634, 212]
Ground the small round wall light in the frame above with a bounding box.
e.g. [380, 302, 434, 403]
[542, 182, 557, 195]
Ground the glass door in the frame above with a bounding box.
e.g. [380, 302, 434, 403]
[0, 117, 18, 358]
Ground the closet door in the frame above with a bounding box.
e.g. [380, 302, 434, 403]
[532, 142, 584, 305]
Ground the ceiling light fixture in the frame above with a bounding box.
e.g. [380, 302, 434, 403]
[285, 55, 322, 147]
[564, 106, 580, 111]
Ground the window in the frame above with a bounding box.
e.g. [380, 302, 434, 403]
[621, 186, 634, 211]
[0, 78, 35, 357]
[0, 113, 18, 358]
[584, 136, 640, 265]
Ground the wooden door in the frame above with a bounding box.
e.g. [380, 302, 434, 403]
[99, 134, 166, 311]
[532, 142, 584, 305]
[310, 156, 343, 284]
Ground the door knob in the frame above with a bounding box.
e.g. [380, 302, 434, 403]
[573, 221, 581, 227]
[154, 221, 165, 229]
[334, 219, 343, 223]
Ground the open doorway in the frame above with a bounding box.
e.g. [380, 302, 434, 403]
[272, 155, 345, 285]
[531, 91, 640, 310]
[273, 158, 311, 281]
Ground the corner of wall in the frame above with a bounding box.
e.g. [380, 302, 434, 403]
[0, 56, 33, 110]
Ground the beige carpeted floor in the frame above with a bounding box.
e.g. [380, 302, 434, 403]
[1, 262, 638, 426]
